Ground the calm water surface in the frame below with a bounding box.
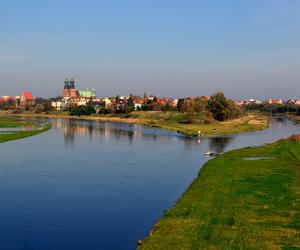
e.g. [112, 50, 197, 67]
[0, 116, 299, 250]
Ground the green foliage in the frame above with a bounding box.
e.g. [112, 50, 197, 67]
[126, 94, 135, 112]
[194, 96, 206, 112]
[246, 103, 299, 114]
[35, 97, 52, 112]
[177, 98, 185, 112]
[207, 92, 242, 121]
[70, 105, 96, 116]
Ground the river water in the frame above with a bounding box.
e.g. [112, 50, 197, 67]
[0, 116, 299, 250]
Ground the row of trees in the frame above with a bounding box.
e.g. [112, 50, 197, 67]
[246, 103, 300, 115]
[68, 92, 243, 122]
[177, 93, 243, 122]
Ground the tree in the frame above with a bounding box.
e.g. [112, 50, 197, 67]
[70, 105, 96, 116]
[184, 98, 195, 123]
[35, 104, 45, 114]
[126, 94, 135, 112]
[114, 95, 120, 113]
[207, 92, 242, 121]
[177, 98, 185, 112]
[194, 97, 206, 112]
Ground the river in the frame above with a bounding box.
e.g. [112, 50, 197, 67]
[0, 116, 299, 250]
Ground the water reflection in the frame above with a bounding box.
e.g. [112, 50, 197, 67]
[208, 137, 234, 153]
[51, 119, 180, 147]
[0, 116, 299, 250]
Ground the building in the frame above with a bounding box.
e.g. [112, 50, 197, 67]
[102, 97, 112, 109]
[63, 78, 79, 98]
[266, 99, 283, 105]
[287, 99, 300, 105]
[133, 97, 144, 110]
[20, 91, 34, 106]
[79, 89, 96, 99]
[51, 101, 62, 110]
[0, 96, 14, 102]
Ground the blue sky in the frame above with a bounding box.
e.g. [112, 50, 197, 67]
[0, 0, 299, 99]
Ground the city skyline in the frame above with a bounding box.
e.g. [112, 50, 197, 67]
[1, 1, 300, 99]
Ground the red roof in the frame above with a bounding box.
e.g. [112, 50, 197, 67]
[21, 92, 34, 101]
[0, 97, 14, 103]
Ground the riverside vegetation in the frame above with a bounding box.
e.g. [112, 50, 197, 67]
[139, 135, 300, 249]
[2, 93, 270, 137]
[0, 117, 51, 143]
[3, 110, 269, 137]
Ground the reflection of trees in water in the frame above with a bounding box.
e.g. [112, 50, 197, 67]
[56, 119, 161, 146]
[63, 120, 76, 146]
[274, 116, 286, 124]
[208, 137, 233, 153]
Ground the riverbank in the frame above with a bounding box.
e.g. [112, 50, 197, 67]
[0, 117, 51, 143]
[138, 136, 300, 249]
[287, 114, 300, 124]
[0, 111, 270, 137]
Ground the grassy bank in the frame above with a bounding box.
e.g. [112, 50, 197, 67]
[126, 111, 269, 136]
[1, 110, 270, 137]
[0, 117, 51, 143]
[288, 114, 300, 124]
[139, 136, 300, 249]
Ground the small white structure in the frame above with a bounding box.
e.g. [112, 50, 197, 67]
[51, 101, 62, 110]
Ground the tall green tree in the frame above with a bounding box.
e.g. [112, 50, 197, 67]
[177, 98, 185, 112]
[126, 94, 135, 112]
[207, 92, 242, 121]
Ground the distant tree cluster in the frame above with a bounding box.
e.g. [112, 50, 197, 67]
[70, 104, 96, 116]
[34, 98, 52, 113]
[176, 93, 242, 122]
[246, 103, 300, 115]
[207, 93, 243, 121]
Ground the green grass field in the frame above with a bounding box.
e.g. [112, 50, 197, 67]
[139, 137, 300, 249]
[0, 117, 51, 143]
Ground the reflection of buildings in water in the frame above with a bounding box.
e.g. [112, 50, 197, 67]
[53, 119, 177, 146]
[208, 137, 233, 153]
[60, 119, 154, 146]
[52, 119, 63, 130]
[63, 120, 76, 146]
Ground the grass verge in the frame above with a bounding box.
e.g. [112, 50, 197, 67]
[0, 117, 51, 143]
[138, 136, 300, 249]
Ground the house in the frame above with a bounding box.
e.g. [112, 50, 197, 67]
[20, 91, 34, 106]
[172, 99, 179, 107]
[102, 97, 112, 109]
[235, 100, 244, 106]
[0, 96, 14, 103]
[133, 97, 144, 110]
[289, 99, 300, 105]
[200, 96, 210, 101]
[51, 101, 62, 110]
[266, 99, 283, 105]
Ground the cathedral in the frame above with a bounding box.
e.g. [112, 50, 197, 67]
[63, 78, 79, 98]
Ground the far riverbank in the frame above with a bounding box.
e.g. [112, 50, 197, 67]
[0, 117, 51, 143]
[0, 111, 270, 137]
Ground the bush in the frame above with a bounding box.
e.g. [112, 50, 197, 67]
[70, 105, 96, 116]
